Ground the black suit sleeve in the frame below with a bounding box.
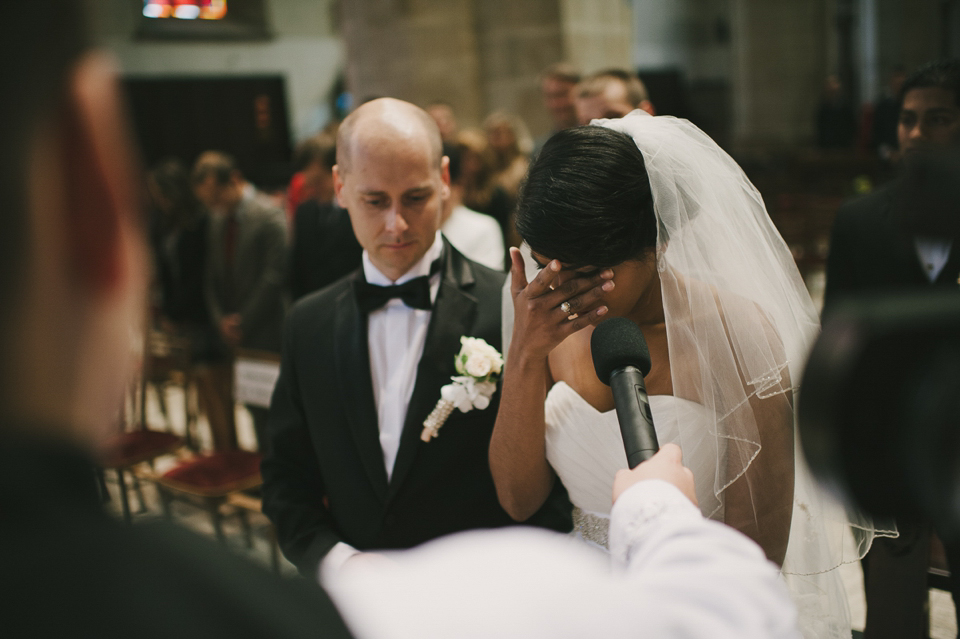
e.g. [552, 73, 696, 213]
[261, 312, 342, 578]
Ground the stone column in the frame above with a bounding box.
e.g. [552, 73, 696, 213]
[339, 0, 632, 136]
[338, 0, 486, 126]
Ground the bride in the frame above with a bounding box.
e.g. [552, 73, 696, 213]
[490, 111, 887, 639]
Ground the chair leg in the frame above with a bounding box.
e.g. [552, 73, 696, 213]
[208, 498, 226, 544]
[269, 524, 280, 574]
[155, 383, 170, 430]
[132, 473, 148, 514]
[158, 486, 173, 520]
[237, 508, 253, 549]
[115, 469, 132, 524]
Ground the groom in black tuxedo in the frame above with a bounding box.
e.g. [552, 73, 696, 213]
[261, 98, 571, 580]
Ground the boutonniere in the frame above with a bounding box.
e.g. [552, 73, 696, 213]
[421, 336, 503, 442]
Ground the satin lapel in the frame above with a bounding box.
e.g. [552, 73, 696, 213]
[334, 274, 389, 500]
[386, 243, 478, 501]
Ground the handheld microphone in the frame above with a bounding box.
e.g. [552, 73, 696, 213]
[591, 318, 658, 469]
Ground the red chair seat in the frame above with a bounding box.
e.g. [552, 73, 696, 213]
[102, 430, 182, 468]
[159, 450, 262, 497]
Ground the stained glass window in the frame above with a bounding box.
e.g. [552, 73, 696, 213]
[142, 0, 228, 21]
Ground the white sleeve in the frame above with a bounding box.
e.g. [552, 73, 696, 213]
[318, 541, 361, 586]
[325, 480, 800, 639]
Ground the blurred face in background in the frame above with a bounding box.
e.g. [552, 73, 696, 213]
[576, 80, 634, 124]
[427, 103, 458, 142]
[194, 173, 241, 215]
[542, 76, 578, 130]
[899, 87, 960, 156]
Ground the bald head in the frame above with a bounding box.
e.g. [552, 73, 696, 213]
[336, 98, 444, 176]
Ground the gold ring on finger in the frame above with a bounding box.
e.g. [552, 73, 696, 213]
[560, 301, 572, 314]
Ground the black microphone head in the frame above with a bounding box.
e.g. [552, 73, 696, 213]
[591, 317, 652, 383]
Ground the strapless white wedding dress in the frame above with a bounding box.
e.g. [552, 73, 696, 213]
[544, 380, 853, 639]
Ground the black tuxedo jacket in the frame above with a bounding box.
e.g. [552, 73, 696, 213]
[824, 182, 960, 315]
[262, 238, 571, 576]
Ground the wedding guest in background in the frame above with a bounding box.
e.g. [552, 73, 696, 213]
[427, 101, 459, 143]
[872, 67, 907, 161]
[534, 62, 581, 155]
[440, 143, 506, 270]
[261, 98, 571, 584]
[484, 111, 532, 203]
[815, 75, 857, 150]
[575, 69, 655, 124]
[457, 128, 512, 242]
[148, 158, 214, 353]
[286, 131, 338, 227]
[289, 135, 362, 301]
[193, 151, 288, 453]
[484, 111, 532, 247]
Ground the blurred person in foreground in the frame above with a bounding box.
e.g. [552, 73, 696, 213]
[575, 69, 655, 124]
[0, 5, 804, 637]
[440, 142, 506, 271]
[193, 151, 288, 453]
[0, 4, 352, 637]
[824, 58, 960, 639]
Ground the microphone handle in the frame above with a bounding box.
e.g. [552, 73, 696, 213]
[610, 365, 659, 469]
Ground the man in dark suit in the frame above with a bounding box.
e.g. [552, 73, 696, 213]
[193, 151, 288, 452]
[290, 198, 362, 301]
[824, 58, 960, 639]
[289, 132, 362, 301]
[261, 98, 571, 581]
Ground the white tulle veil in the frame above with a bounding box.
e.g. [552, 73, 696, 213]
[503, 111, 894, 638]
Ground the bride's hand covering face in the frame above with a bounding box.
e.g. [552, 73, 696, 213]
[505, 247, 612, 364]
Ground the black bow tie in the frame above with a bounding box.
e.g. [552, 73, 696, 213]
[356, 276, 434, 313]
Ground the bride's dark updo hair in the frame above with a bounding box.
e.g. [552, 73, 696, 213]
[516, 125, 657, 269]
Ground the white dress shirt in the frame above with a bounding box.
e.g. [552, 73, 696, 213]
[327, 479, 801, 639]
[320, 231, 443, 581]
[442, 205, 505, 270]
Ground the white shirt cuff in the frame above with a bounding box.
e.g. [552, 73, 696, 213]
[609, 479, 703, 565]
[318, 541, 361, 586]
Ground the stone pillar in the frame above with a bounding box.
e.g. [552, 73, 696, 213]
[730, 0, 831, 148]
[339, 0, 632, 136]
[338, 0, 486, 126]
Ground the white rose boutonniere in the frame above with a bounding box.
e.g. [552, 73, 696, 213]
[421, 336, 504, 442]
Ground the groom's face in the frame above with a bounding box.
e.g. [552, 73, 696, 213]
[335, 129, 450, 282]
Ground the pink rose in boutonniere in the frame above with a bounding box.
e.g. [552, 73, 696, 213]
[421, 336, 503, 442]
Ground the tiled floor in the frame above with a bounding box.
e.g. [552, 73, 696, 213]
[117, 384, 956, 637]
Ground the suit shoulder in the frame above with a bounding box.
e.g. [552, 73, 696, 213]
[469, 259, 507, 290]
[288, 273, 356, 324]
[835, 182, 897, 224]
